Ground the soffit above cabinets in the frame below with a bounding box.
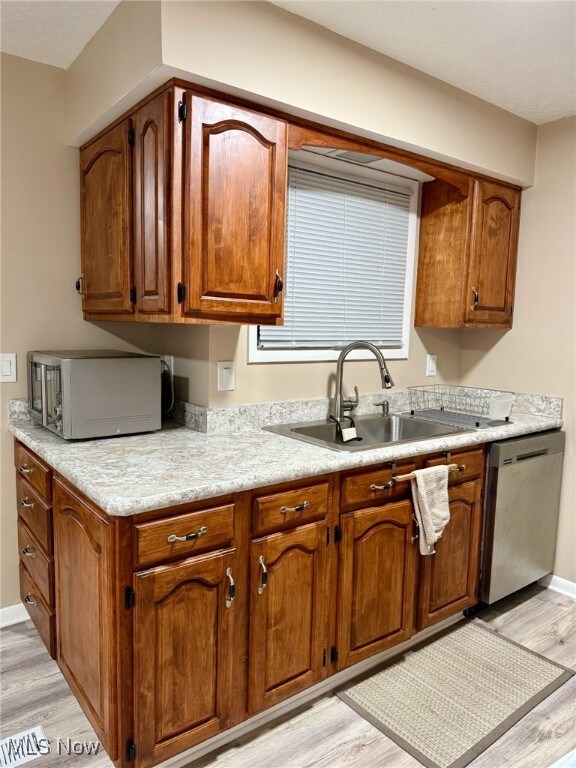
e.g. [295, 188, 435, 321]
[298, 146, 435, 183]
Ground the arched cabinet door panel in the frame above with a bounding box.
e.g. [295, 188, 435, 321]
[80, 120, 134, 315]
[182, 94, 287, 322]
[465, 180, 520, 326]
[133, 548, 238, 767]
[248, 522, 328, 713]
[336, 500, 418, 670]
[417, 480, 483, 630]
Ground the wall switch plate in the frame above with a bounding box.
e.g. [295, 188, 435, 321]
[1, 353, 17, 383]
[217, 361, 236, 391]
[425, 354, 437, 377]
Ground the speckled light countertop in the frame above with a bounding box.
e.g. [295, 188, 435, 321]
[8, 412, 562, 517]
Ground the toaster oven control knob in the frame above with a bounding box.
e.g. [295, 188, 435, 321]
[54, 404, 62, 418]
[55, 419, 63, 433]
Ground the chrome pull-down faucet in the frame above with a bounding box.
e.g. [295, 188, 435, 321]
[331, 341, 394, 424]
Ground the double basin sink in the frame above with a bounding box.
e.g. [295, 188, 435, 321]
[265, 413, 473, 453]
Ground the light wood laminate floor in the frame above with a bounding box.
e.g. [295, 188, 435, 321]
[1, 586, 574, 768]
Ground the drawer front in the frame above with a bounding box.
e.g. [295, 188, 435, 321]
[14, 443, 52, 501]
[16, 477, 52, 553]
[135, 504, 235, 567]
[425, 449, 485, 484]
[18, 520, 53, 607]
[342, 461, 417, 509]
[19, 563, 56, 657]
[253, 483, 329, 536]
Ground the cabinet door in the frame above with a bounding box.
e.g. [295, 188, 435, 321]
[182, 94, 287, 321]
[249, 522, 327, 713]
[133, 92, 172, 315]
[337, 500, 418, 671]
[53, 480, 117, 759]
[80, 119, 134, 315]
[134, 549, 237, 766]
[465, 180, 520, 327]
[417, 480, 483, 630]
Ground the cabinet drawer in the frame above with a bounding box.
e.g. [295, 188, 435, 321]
[253, 483, 329, 536]
[342, 461, 417, 509]
[14, 443, 52, 502]
[425, 449, 485, 484]
[18, 520, 53, 607]
[19, 563, 55, 657]
[135, 504, 235, 567]
[16, 477, 52, 553]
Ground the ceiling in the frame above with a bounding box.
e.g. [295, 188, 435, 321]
[1, 0, 574, 124]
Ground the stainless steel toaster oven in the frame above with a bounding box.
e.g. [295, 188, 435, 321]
[27, 350, 161, 439]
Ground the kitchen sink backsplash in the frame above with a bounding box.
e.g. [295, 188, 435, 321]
[8, 388, 563, 435]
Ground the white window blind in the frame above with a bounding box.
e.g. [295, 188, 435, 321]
[258, 165, 412, 351]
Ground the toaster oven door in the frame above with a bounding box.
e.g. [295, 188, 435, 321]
[28, 361, 62, 432]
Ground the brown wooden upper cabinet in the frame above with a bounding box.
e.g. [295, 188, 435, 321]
[79, 86, 287, 325]
[415, 176, 521, 328]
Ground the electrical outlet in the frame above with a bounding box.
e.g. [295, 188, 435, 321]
[217, 361, 236, 391]
[425, 354, 437, 377]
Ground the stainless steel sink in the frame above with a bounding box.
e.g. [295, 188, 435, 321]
[264, 413, 474, 452]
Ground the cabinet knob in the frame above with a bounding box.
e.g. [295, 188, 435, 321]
[167, 525, 208, 543]
[21, 546, 36, 558]
[258, 555, 268, 594]
[280, 501, 309, 514]
[274, 269, 284, 304]
[225, 567, 236, 608]
[471, 287, 479, 309]
[24, 594, 38, 606]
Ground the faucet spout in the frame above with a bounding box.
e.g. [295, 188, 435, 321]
[332, 341, 394, 423]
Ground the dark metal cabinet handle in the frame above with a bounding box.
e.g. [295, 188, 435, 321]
[24, 594, 37, 606]
[471, 287, 479, 309]
[225, 567, 236, 608]
[167, 525, 208, 544]
[280, 501, 309, 514]
[258, 555, 268, 594]
[274, 269, 284, 304]
[370, 481, 394, 491]
[20, 499, 35, 509]
[19, 466, 34, 475]
[21, 547, 36, 558]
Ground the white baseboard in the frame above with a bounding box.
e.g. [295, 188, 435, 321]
[0, 603, 28, 628]
[538, 574, 576, 600]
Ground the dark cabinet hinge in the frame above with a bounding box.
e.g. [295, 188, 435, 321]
[127, 128, 135, 146]
[330, 646, 339, 664]
[125, 587, 135, 610]
[322, 649, 327, 667]
[178, 101, 187, 123]
[125, 740, 136, 762]
[177, 282, 186, 304]
[334, 525, 342, 544]
[129, 287, 137, 304]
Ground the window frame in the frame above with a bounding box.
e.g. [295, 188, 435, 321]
[248, 154, 420, 364]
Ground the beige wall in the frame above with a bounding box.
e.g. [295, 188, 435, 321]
[460, 117, 576, 583]
[0, 54, 154, 607]
[63, 1, 536, 186]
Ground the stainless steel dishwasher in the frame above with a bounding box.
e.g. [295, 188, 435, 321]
[480, 430, 565, 604]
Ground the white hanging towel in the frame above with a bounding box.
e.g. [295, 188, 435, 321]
[410, 465, 451, 556]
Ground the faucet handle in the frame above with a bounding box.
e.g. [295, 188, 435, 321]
[375, 400, 389, 416]
[342, 385, 360, 413]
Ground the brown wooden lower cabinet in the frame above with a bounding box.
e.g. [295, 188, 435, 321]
[336, 500, 418, 670]
[133, 548, 238, 766]
[18, 441, 485, 768]
[248, 522, 328, 714]
[416, 480, 483, 630]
